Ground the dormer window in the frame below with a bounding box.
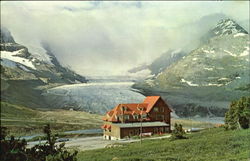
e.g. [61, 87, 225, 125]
[138, 107, 144, 111]
[124, 115, 130, 120]
[133, 114, 139, 120]
[121, 106, 128, 111]
[142, 114, 147, 119]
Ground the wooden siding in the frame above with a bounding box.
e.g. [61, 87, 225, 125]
[148, 97, 171, 124]
[120, 126, 170, 138]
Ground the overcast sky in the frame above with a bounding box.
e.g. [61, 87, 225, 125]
[1, 1, 249, 76]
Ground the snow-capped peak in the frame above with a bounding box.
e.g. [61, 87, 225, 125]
[212, 19, 248, 36]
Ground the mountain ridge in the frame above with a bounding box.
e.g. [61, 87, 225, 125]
[133, 18, 250, 117]
[1, 27, 87, 109]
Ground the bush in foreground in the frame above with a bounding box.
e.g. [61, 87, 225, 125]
[225, 96, 250, 130]
[0, 124, 78, 161]
[171, 123, 186, 140]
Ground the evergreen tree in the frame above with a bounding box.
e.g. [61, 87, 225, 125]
[171, 123, 186, 139]
[225, 97, 250, 130]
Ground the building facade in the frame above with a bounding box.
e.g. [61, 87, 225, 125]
[102, 96, 172, 140]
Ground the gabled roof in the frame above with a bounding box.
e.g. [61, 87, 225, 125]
[143, 96, 161, 113]
[103, 96, 171, 122]
[104, 103, 148, 122]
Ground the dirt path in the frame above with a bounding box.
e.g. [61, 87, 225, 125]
[28, 135, 171, 151]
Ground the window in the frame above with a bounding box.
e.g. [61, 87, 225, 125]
[134, 129, 140, 135]
[153, 107, 159, 112]
[124, 115, 130, 120]
[159, 127, 164, 133]
[133, 114, 139, 120]
[142, 114, 147, 119]
[154, 128, 158, 134]
[164, 127, 170, 132]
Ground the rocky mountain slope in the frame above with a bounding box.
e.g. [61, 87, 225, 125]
[128, 49, 186, 78]
[0, 26, 87, 108]
[133, 19, 250, 117]
[128, 13, 229, 78]
[148, 49, 186, 75]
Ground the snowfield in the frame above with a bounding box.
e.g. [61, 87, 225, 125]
[1, 50, 36, 69]
[24, 45, 53, 65]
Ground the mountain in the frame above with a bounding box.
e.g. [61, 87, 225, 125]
[201, 19, 248, 43]
[128, 13, 229, 78]
[133, 19, 250, 117]
[148, 49, 186, 75]
[0, 26, 87, 108]
[128, 49, 186, 79]
[128, 63, 149, 74]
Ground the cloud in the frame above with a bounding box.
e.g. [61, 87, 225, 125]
[1, 1, 249, 76]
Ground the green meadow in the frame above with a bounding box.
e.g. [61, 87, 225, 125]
[77, 128, 250, 161]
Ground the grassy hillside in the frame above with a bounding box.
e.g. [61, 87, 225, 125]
[0, 102, 103, 136]
[77, 128, 250, 161]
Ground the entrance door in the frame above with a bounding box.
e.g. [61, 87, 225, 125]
[109, 136, 111, 140]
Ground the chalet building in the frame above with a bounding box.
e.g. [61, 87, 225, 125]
[102, 96, 172, 140]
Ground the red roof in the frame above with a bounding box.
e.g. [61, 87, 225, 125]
[101, 124, 107, 129]
[101, 124, 111, 129]
[106, 125, 111, 130]
[143, 96, 161, 113]
[103, 96, 170, 122]
[104, 103, 147, 122]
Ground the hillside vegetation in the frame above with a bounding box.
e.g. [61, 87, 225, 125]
[0, 102, 102, 136]
[77, 128, 250, 161]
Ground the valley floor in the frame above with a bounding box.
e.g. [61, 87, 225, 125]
[1, 101, 216, 137]
[0, 102, 103, 136]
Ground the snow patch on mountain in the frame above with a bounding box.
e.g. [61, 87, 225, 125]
[1, 50, 36, 69]
[223, 50, 237, 57]
[181, 79, 199, 86]
[218, 78, 229, 81]
[25, 45, 53, 64]
[204, 67, 213, 71]
[207, 83, 223, 87]
[203, 49, 215, 54]
[234, 33, 247, 37]
[240, 47, 249, 57]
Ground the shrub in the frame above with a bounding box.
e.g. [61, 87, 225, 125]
[171, 123, 186, 140]
[225, 96, 250, 130]
[0, 127, 27, 161]
[0, 124, 78, 161]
